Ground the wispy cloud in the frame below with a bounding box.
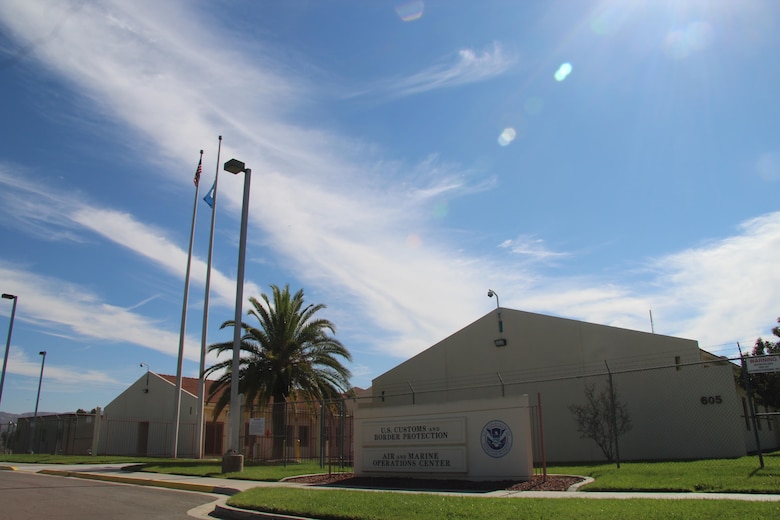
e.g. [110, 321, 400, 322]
[499, 235, 570, 264]
[349, 42, 515, 99]
[5, 347, 116, 388]
[0, 264, 183, 359]
[644, 213, 780, 349]
[1, 0, 779, 386]
[0, 167, 256, 310]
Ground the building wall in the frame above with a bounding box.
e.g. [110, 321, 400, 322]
[368, 309, 748, 462]
[101, 373, 200, 457]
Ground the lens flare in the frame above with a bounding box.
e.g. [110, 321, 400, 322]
[664, 21, 714, 59]
[498, 128, 517, 146]
[406, 233, 423, 249]
[554, 62, 572, 82]
[590, 4, 630, 36]
[433, 201, 448, 218]
[395, 1, 424, 22]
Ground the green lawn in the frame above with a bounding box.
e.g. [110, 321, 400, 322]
[548, 452, 780, 493]
[3, 453, 780, 519]
[0, 454, 173, 465]
[227, 488, 780, 520]
[137, 459, 343, 481]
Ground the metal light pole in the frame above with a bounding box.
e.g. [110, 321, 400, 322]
[0, 293, 17, 409]
[30, 351, 46, 453]
[222, 158, 252, 473]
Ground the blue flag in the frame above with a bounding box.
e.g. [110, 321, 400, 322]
[203, 179, 216, 208]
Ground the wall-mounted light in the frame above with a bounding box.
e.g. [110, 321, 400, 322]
[487, 289, 503, 333]
[494, 338, 508, 347]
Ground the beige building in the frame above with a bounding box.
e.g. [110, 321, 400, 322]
[99, 372, 227, 458]
[100, 372, 353, 461]
[365, 308, 778, 463]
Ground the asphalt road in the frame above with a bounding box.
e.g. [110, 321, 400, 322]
[0, 470, 219, 519]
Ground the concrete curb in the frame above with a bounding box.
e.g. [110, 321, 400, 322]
[36, 469, 241, 496]
[214, 503, 317, 520]
[0, 465, 17, 471]
[566, 475, 595, 491]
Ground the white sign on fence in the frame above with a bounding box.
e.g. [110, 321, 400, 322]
[249, 418, 266, 436]
[746, 354, 780, 374]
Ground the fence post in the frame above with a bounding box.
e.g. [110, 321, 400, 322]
[739, 345, 764, 468]
[339, 398, 346, 470]
[604, 361, 621, 469]
[91, 407, 101, 456]
[537, 392, 547, 480]
[319, 400, 326, 468]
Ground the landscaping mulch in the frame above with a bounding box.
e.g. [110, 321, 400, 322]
[286, 473, 585, 492]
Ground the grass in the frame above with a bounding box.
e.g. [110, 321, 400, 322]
[137, 459, 343, 481]
[3, 453, 780, 519]
[549, 452, 780, 493]
[0, 454, 171, 465]
[0, 453, 348, 481]
[227, 487, 780, 520]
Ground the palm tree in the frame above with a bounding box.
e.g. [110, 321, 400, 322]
[204, 284, 352, 458]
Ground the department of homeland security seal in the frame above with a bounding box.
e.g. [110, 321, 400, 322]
[480, 420, 512, 458]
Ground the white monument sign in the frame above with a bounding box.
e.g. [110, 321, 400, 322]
[354, 396, 533, 481]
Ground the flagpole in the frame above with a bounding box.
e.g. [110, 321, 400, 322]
[196, 136, 221, 458]
[172, 150, 203, 458]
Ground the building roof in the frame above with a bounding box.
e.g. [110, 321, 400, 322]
[158, 374, 224, 404]
[157, 374, 363, 406]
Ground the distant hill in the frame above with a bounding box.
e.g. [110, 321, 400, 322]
[0, 411, 20, 424]
[0, 411, 65, 423]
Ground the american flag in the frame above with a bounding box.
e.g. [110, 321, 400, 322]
[193, 157, 202, 187]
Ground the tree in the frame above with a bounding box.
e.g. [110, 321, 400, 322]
[568, 383, 632, 462]
[748, 317, 780, 410]
[205, 284, 352, 458]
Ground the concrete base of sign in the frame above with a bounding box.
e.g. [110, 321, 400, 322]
[221, 452, 244, 473]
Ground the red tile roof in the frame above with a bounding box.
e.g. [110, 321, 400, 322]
[158, 374, 224, 404]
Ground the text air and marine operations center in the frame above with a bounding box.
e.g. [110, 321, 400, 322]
[354, 306, 777, 479]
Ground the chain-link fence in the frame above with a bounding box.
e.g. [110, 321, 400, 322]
[360, 355, 780, 474]
[243, 398, 352, 470]
[12, 413, 97, 455]
[11, 355, 777, 485]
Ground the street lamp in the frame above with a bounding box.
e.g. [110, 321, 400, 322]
[223, 158, 252, 473]
[0, 293, 18, 409]
[487, 289, 505, 341]
[30, 351, 46, 453]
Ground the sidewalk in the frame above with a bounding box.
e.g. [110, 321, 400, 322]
[3, 463, 780, 520]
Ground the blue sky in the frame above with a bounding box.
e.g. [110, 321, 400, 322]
[1, 0, 779, 414]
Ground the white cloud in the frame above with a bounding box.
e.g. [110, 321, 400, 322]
[0, 167, 256, 310]
[5, 347, 115, 387]
[349, 42, 515, 99]
[0, 265, 182, 355]
[645, 213, 780, 349]
[1, 0, 780, 386]
[499, 235, 570, 264]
